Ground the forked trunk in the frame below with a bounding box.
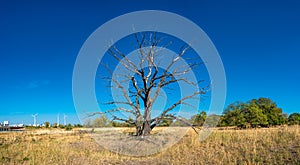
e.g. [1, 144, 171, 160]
[141, 121, 151, 136]
[135, 122, 152, 136]
[138, 99, 152, 136]
[136, 126, 142, 136]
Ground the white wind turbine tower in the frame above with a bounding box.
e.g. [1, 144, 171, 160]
[32, 113, 38, 126]
[57, 114, 60, 126]
[64, 114, 67, 126]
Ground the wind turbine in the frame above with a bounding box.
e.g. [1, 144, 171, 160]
[57, 114, 60, 126]
[64, 114, 67, 126]
[32, 113, 38, 126]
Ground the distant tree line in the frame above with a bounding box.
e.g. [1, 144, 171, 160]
[193, 97, 300, 128]
[219, 98, 286, 128]
[25, 123, 83, 131]
[84, 98, 300, 128]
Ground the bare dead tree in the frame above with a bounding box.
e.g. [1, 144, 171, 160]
[92, 32, 208, 136]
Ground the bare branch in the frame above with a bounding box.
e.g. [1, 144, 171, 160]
[87, 107, 136, 116]
[160, 90, 206, 117]
[111, 115, 136, 125]
[103, 101, 137, 108]
[108, 46, 142, 76]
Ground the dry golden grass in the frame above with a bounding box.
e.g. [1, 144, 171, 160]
[0, 126, 299, 164]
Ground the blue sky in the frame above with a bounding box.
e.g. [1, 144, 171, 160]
[0, 0, 299, 124]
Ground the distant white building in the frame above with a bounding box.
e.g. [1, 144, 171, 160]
[3, 121, 9, 126]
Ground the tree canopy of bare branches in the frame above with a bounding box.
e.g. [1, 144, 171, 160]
[93, 32, 208, 136]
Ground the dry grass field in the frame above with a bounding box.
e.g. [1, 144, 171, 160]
[0, 126, 299, 165]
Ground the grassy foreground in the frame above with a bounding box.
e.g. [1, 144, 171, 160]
[0, 126, 299, 164]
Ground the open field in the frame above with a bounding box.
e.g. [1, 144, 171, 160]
[0, 126, 299, 164]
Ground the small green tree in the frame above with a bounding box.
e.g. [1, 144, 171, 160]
[52, 123, 58, 128]
[112, 121, 121, 127]
[73, 124, 83, 128]
[59, 124, 65, 129]
[191, 111, 207, 126]
[93, 115, 112, 127]
[288, 113, 300, 125]
[44, 122, 50, 128]
[65, 124, 73, 131]
[159, 118, 173, 126]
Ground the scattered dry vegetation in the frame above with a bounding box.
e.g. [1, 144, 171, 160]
[0, 126, 299, 164]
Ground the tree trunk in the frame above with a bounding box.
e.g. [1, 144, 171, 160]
[141, 121, 151, 136]
[138, 98, 152, 136]
[136, 125, 142, 136]
[135, 123, 152, 136]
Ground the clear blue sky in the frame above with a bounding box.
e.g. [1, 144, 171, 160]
[0, 0, 299, 125]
